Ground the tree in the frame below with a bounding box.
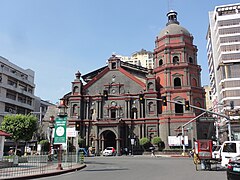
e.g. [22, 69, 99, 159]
[0, 114, 38, 155]
[39, 140, 49, 153]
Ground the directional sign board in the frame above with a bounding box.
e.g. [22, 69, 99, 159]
[199, 117, 216, 122]
[54, 116, 67, 144]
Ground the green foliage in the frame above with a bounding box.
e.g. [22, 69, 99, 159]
[78, 137, 85, 147]
[39, 140, 50, 152]
[139, 137, 150, 151]
[67, 138, 75, 152]
[139, 137, 150, 146]
[0, 114, 38, 143]
[151, 137, 162, 145]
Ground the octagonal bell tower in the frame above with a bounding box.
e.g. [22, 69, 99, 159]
[153, 10, 206, 148]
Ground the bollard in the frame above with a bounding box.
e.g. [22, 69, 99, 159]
[79, 152, 84, 164]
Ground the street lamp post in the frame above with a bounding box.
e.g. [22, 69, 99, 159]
[49, 115, 55, 161]
[55, 98, 68, 170]
[56, 145, 63, 170]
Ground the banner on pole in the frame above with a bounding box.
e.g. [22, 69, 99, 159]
[54, 116, 67, 145]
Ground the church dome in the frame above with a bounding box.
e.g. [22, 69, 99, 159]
[158, 10, 190, 38]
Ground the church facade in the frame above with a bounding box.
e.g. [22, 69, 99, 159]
[62, 11, 210, 155]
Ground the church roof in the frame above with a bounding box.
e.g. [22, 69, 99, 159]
[82, 57, 148, 90]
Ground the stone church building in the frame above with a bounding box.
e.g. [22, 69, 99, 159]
[61, 11, 210, 155]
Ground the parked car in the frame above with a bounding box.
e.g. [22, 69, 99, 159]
[227, 155, 240, 180]
[212, 145, 221, 160]
[102, 147, 116, 156]
[221, 141, 240, 167]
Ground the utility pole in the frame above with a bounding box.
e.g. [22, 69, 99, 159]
[179, 112, 206, 155]
[146, 97, 232, 141]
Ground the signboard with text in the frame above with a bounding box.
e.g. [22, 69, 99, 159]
[54, 116, 67, 145]
[168, 136, 189, 146]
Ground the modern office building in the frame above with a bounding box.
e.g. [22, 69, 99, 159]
[0, 56, 35, 123]
[203, 85, 213, 110]
[0, 56, 58, 153]
[207, 3, 240, 141]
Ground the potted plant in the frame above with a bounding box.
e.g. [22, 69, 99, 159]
[151, 137, 164, 151]
[139, 137, 150, 151]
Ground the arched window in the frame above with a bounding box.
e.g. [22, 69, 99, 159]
[173, 56, 179, 64]
[112, 62, 116, 69]
[148, 82, 154, 91]
[72, 104, 78, 116]
[191, 78, 197, 87]
[159, 59, 163, 66]
[189, 57, 193, 63]
[73, 86, 79, 94]
[110, 109, 116, 119]
[148, 102, 154, 113]
[131, 107, 138, 119]
[194, 102, 202, 116]
[174, 77, 181, 89]
[175, 101, 183, 114]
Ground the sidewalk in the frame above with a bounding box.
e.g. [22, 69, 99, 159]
[143, 151, 190, 158]
[1, 163, 86, 180]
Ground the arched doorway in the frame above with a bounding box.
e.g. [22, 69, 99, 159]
[102, 130, 116, 149]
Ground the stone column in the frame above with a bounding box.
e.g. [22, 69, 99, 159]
[86, 101, 89, 119]
[94, 126, 100, 155]
[116, 139, 121, 155]
[125, 100, 129, 118]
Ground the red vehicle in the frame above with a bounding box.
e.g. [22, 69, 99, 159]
[194, 140, 215, 170]
[195, 140, 213, 159]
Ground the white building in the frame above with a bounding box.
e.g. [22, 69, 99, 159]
[207, 3, 240, 141]
[0, 56, 35, 123]
[117, 49, 154, 69]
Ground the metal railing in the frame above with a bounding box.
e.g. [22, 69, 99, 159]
[0, 152, 84, 179]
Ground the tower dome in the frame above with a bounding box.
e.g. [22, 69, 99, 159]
[158, 10, 190, 38]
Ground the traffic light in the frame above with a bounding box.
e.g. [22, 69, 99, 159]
[103, 90, 108, 100]
[75, 121, 81, 131]
[185, 101, 190, 111]
[230, 101, 234, 110]
[161, 96, 167, 106]
[139, 94, 144, 103]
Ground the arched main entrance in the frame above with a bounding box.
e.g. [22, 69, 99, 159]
[102, 130, 116, 149]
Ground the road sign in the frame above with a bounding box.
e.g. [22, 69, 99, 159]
[198, 117, 215, 122]
[54, 116, 67, 144]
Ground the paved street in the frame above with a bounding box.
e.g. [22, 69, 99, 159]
[38, 156, 227, 180]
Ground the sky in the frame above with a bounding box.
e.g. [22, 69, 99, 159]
[0, 0, 239, 104]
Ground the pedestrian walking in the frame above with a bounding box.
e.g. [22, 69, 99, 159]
[151, 149, 155, 157]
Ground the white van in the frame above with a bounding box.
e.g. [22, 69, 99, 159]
[220, 141, 240, 167]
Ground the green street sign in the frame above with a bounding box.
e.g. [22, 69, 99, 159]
[54, 116, 67, 144]
[199, 117, 216, 122]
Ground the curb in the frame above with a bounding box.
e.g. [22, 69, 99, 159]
[3, 164, 86, 180]
[156, 154, 190, 158]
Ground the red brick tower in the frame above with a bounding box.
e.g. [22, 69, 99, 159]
[153, 11, 206, 148]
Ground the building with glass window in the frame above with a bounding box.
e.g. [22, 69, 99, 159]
[207, 3, 240, 141]
[116, 49, 154, 69]
[0, 56, 35, 123]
